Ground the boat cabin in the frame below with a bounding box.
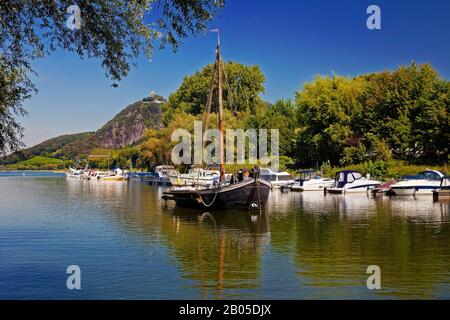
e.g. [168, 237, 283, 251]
[334, 170, 363, 188]
[260, 168, 293, 182]
[419, 170, 444, 181]
[297, 170, 319, 181]
[399, 170, 444, 181]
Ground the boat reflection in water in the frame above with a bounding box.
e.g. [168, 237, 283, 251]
[160, 206, 270, 299]
[2, 176, 448, 299]
[285, 192, 449, 298]
[71, 180, 449, 298]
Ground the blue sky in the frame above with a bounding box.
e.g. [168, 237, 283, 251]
[21, 0, 450, 147]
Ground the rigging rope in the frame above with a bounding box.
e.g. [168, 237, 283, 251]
[220, 59, 238, 115]
[197, 184, 221, 207]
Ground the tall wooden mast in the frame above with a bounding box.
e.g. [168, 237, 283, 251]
[216, 33, 225, 182]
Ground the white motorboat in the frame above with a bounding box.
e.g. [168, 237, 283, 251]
[94, 171, 108, 180]
[327, 170, 381, 194]
[66, 167, 83, 179]
[150, 165, 179, 186]
[259, 168, 295, 188]
[291, 170, 334, 191]
[169, 167, 221, 188]
[388, 169, 444, 196]
[99, 168, 128, 181]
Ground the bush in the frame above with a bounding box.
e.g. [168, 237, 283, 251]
[320, 161, 332, 176]
[366, 160, 388, 178]
[340, 144, 367, 166]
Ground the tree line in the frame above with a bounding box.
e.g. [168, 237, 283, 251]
[137, 61, 449, 171]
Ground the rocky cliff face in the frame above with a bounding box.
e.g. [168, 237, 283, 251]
[95, 97, 164, 149]
[54, 95, 165, 158]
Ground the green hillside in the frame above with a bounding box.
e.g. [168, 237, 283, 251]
[5, 156, 70, 170]
[1, 132, 93, 165]
[1, 94, 164, 166]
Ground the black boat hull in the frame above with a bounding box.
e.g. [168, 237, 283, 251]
[163, 179, 272, 210]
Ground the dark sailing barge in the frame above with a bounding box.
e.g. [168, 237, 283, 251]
[162, 32, 272, 210]
[162, 177, 272, 209]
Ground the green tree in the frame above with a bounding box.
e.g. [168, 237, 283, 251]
[411, 76, 450, 162]
[0, 0, 224, 155]
[139, 112, 197, 170]
[294, 63, 449, 166]
[245, 99, 297, 158]
[163, 61, 266, 124]
[295, 75, 365, 165]
[355, 63, 449, 161]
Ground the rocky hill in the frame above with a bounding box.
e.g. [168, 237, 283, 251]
[2, 94, 165, 163]
[95, 95, 164, 149]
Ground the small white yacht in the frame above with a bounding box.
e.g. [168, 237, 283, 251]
[259, 168, 295, 188]
[388, 169, 444, 196]
[327, 170, 381, 194]
[99, 168, 128, 181]
[291, 170, 334, 191]
[94, 171, 108, 180]
[150, 165, 179, 186]
[169, 166, 221, 188]
[66, 167, 83, 179]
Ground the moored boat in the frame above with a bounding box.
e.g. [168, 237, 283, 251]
[149, 165, 179, 186]
[162, 33, 271, 210]
[168, 166, 221, 187]
[99, 168, 128, 181]
[66, 167, 84, 179]
[259, 167, 294, 188]
[327, 170, 381, 194]
[291, 170, 334, 191]
[163, 177, 272, 209]
[389, 170, 445, 196]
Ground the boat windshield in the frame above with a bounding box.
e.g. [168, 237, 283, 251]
[299, 171, 315, 180]
[420, 171, 442, 181]
[400, 174, 425, 181]
[352, 172, 362, 180]
[261, 174, 276, 181]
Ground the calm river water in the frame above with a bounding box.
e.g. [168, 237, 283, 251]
[0, 172, 449, 299]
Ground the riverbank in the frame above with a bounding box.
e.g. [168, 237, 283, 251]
[3, 160, 449, 181]
[320, 160, 449, 180]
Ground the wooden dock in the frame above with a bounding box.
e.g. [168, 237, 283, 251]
[433, 190, 450, 201]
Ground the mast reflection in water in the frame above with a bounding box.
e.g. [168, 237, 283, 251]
[0, 174, 448, 299]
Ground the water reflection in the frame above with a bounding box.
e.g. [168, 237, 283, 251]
[65, 180, 450, 299]
[277, 192, 450, 298]
[1, 177, 448, 299]
[66, 179, 271, 299]
[159, 207, 270, 299]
